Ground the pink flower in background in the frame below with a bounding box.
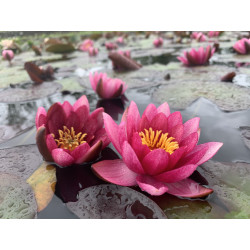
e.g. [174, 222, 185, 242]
[89, 72, 127, 99]
[233, 38, 250, 54]
[153, 37, 163, 48]
[92, 101, 223, 197]
[88, 47, 98, 56]
[35, 96, 110, 167]
[2, 50, 14, 62]
[191, 32, 207, 42]
[177, 45, 215, 66]
[105, 42, 118, 50]
[208, 31, 221, 38]
[79, 39, 94, 51]
[116, 37, 125, 45]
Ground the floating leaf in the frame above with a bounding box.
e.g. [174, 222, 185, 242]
[0, 172, 37, 219]
[67, 184, 166, 219]
[0, 81, 62, 102]
[27, 163, 56, 212]
[0, 145, 43, 179]
[46, 43, 75, 54]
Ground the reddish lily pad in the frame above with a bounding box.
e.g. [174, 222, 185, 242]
[67, 184, 166, 219]
[0, 81, 62, 102]
[0, 172, 37, 219]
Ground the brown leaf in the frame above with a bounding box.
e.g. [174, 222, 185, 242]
[27, 163, 56, 212]
[221, 72, 236, 82]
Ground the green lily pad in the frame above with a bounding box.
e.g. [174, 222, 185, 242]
[0, 81, 62, 102]
[67, 184, 166, 219]
[0, 145, 43, 180]
[0, 172, 37, 219]
[153, 80, 250, 111]
[46, 43, 75, 54]
[60, 78, 84, 92]
[199, 161, 250, 218]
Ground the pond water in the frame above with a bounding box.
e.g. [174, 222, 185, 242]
[1, 31, 250, 219]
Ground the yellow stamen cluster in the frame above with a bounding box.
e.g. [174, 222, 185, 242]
[139, 127, 179, 154]
[52, 126, 87, 151]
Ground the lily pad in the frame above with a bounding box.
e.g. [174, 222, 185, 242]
[67, 184, 166, 219]
[0, 81, 62, 102]
[0, 172, 37, 219]
[199, 161, 250, 218]
[153, 80, 250, 111]
[59, 78, 84, 92]
[46, 43, 75, 54]
[0, 145, 43, 179]
[240, 126, 250, 150]
[27, 163, 56, 212]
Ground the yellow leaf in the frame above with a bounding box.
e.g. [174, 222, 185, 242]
[27, 163, 56, 212]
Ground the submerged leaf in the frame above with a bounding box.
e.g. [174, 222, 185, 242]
[27, 163, 56, 212]
[67, 184, 166, 219]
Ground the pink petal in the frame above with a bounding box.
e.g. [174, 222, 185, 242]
[154, 164, 198, 183]
[73, 95, 89, 114]
[191, 142, 223, 165]
[157, 102, 170, 117]
[167, 111, 183, 132]
[62, 101, 73, 117]
[142, 149, 169, 175]
[70, 142, 90, 164]
[126, 101, 141, 139]
[168, 146, 187, 170]
[103, 113, 122, 154]
[139, 114, 150, 132]
[92, 159, 137, 186]
[182, 117, 200, 140]
[180, 132, 199, 154]
[75, 105, 89, 131]
[121, 141, 145, 174]
[76, 140, 103, 163]
[35, 107, 47, 129]
[46, 103, 66, 136]
[142, 104, 157, 121]
[90, 127, 110, 148]
[150, 113, 168, 133]
[46, 133, 57, 152]
[65, 111, 81, 132]
[131, 132, 151, 161]
[170, 124, 184, 142]
[52, 148, 75, 167]
[136, 175, 168, 196]
[166, 178, 213, 198]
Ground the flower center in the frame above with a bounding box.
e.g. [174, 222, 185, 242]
[139, 127, 179, 154]
[52, 126, 87, 151]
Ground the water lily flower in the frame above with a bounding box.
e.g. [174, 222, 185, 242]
[177, 45, 215, 66]
[89, 72, 127, 99]
[36, 96, 110, 167]
[105, 42, 118, 50]
[233, 38, 250, 54]
[208, 31, 221, 38]
[79, 39, 94, 52]
[153, 37, 163, 47]
[116, 36, 125, 45]
[191, 32, 206, 42]
[92, 101, 223, 197]
[88, 47, 98, 56]
[2, 50, 14, 63]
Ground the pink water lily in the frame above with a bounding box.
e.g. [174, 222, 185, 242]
[105, 42, 118, 50]
[35, 96, 110, 167]
[153, 37, 163, 48]
[191, 32, 207, 42]
[177, 45, 215, 66]
[88, 47, 98, 56]
[233, 38, 250, 54]
[208, 31, 221, 38]
[79, 39, 94, 52]
[2, 50, 14, 62]
[92, 101, 223, 197]
[116, 37, 124, 45]
[89, 72, 127, 99]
